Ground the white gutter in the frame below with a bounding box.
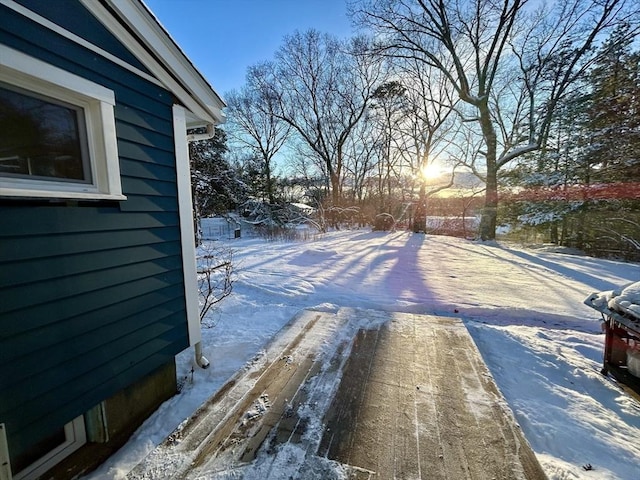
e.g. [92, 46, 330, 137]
[186, 123, 215, 142]
[187, 121, 215, 369]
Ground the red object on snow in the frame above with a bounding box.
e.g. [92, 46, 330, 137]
[585, 293, 640, 398]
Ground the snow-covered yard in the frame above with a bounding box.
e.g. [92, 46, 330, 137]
[85, 230, 640, 480]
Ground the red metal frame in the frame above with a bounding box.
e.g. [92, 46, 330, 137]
[599, 310, 640, 394]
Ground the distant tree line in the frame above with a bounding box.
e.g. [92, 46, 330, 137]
[501, 24, 640, 259]
[190, 0, 640, 259]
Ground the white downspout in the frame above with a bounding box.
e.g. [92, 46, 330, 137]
[194, 342, 209, 369]
[187, 121, 215, 369]
[173, 105, 213, 369]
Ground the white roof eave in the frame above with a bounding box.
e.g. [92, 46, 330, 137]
[80, 0, 226, 126]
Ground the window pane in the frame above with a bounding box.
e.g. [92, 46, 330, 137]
[0, 84, 89, 182]
[11, 427, 66, 475]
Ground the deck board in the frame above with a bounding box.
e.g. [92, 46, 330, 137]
[128, 309, 547, 480]
[319, 314, 546, 479]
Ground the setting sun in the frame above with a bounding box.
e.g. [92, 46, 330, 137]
[421, 162, 442, 180]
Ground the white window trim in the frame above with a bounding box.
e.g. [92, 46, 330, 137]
[0, 46, 125, 200]
[1, 424, 11, 480]
[0, 417, 86, 480]
[172, 105, 201, 347]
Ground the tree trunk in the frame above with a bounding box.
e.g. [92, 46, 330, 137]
[330, 171, 340, 205]
[191, 178, 202, 247]
[478, 172, 498, 241]
[478, 101, 498, 241]
[575, 207, 587, 250]
[265, 159, 275, 204]
[412, 183, 427, 233]
[550, 222, 559, 244]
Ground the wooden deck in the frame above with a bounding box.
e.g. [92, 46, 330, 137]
[128, 309, 547, 479]
[318, 315, 546, 479]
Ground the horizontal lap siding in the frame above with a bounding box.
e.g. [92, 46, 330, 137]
[13, 0, 150, 73]
[0, 3, 190, 458]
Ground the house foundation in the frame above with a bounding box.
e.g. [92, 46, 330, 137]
[41, 360, 177, 480]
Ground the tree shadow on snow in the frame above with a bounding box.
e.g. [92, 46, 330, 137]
[504, 247, 637, 293]
[467, 321, 640, 478]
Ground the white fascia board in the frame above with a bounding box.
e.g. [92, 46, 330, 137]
[0, 0, 163, 89]
[80, 0, 225, 125]
[108, 0, 226, 122]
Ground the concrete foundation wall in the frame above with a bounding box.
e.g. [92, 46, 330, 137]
[42, 360, 177, 480]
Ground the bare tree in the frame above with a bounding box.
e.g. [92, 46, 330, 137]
[342, 109, 381, 203]
[369, 80, 408, 211]
[393, 58, 460, 231]
[250, 31, 384, 205]
[224, 80, 290, 204]
[353, 0, 639, 239]
[197, 242, 234, 326]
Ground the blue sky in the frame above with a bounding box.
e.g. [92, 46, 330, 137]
[144, 0, 354, 99]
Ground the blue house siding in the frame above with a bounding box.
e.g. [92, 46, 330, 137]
[0, 1, 192, 467]
[12, 0, 150, 74]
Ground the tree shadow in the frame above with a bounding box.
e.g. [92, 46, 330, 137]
[504, 247, 637, 293]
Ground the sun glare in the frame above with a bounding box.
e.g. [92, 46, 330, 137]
[421, 162, 442, 180]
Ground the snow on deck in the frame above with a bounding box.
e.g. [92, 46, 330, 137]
[127, 308, 546, 479]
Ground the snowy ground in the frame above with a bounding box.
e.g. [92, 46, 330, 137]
[84, 230, 640, 480]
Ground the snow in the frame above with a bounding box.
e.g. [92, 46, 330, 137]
[82, 230, 640, 480]
[587, 280, 640, 319]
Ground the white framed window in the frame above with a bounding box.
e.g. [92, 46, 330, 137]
[0, 47, 125, 200]
[1, 417, 86, 480]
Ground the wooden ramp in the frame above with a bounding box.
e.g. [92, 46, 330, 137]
[319, 314, 546, 480]
[128, 309, 547, 479]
